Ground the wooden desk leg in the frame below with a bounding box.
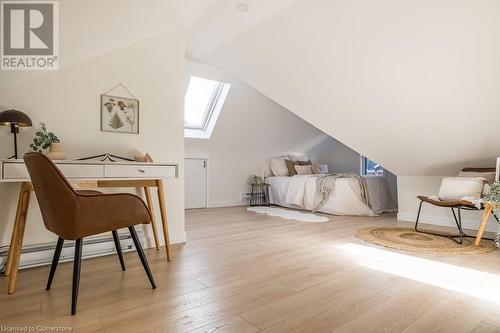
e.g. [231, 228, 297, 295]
[4, 184, 27, 276]
[8, 182, 32, 294]
[143, 187, 160, 250]
[475, 203, 493, 246]
[156, 179, 171, 261]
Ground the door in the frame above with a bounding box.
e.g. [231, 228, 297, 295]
[185, 158, 207, 209]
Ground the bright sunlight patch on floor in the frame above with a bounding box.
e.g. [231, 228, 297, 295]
[338, 243, 500, 304]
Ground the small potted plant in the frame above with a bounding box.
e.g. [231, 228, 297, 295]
[251, 175, 264, 185]
[29, 123, 65, 160]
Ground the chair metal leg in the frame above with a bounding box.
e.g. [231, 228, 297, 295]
[414, 200, 424, 231]
[457, 207, 464, 244]
[450, 207, 464, 245]
[112, 230, 126, 271]
[46, 237, 64, 290]
[128, 226, 156, 289]
[71, 239, 83, 315]
[415, 201, 467, 245]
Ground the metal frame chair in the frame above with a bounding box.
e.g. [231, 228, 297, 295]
[415, 166, 500, 244]
[413, 196, 498, 244]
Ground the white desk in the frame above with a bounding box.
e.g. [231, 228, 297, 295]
[1, 159, 178, 294]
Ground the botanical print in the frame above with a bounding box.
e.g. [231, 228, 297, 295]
[101, 94, 139, 134]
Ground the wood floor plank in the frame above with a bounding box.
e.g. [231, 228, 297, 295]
[260, 287, 389, 333]
[190, 315, 259, 333]
[1, 206, 499, 333]
[401, 298, 492, 333]
[101, 282, 293, 332]
[331, 288, 444, 332]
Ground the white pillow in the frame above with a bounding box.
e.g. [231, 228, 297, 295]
[458, 171, 495, 181]
[262, 160, 273, 177]
[269, 158, 289, 176]
[312, 163, 328, 174]
[458, 171, 494, 196]
[295, 165, 313, 175]
[438, 177, 484, 200]
[288, 153, 309, 162]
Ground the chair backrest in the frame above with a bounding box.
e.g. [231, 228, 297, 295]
[24, 153, 78, 237]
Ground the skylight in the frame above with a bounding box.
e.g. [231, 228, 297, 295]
[184, 76, 230, 139]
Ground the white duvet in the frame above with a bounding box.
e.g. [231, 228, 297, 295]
[268, 175, 395, 216]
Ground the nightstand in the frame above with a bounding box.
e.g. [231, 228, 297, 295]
[250, 183, 270, 206]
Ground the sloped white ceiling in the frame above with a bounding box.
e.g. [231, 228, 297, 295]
[191, 0, 500, 176]
[1, 0, 183, 87]
[187, 0, 293, 59]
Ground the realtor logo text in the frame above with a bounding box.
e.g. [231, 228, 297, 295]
[1, 0, 59, 70]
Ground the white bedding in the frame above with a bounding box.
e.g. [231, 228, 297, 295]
[267, 175, 396, 216]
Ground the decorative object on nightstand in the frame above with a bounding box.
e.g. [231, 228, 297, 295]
[0, 109, 32, 159]
[250, 175, 270, 206]
[29, 123, 65, 160]
[135, 152, 154, 162]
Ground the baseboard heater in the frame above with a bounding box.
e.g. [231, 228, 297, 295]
[0, 231, 145, 272]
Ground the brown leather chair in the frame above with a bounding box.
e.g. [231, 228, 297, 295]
[23, 153, 156, 315]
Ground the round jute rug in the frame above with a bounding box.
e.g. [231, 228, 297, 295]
[355, 227, 497, 255]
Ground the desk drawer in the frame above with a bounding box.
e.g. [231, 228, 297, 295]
[104, 164, 176, 178]
[3, 163, 103, 179]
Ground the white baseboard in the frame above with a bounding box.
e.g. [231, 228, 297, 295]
[397, 212, 500, 233]
[207, 200, 246, 208]
[169, 231, 186, 244]
[2, 229, 187, 271]
[2, 233, 138, 270]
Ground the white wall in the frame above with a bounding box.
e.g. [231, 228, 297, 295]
[185, 61, 397, 208]
[308, 136, 398, 203]
[307, 136, 361, 174]
[198, 0, 500, 177]
[190, 0, 500, 230]
[185, 61, 355, 207]
[0, 0, 183, 88]
[0, 29, 186, 248]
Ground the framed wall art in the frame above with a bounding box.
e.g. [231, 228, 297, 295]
[100, 84, 140, 134]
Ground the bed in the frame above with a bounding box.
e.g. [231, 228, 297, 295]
[267, 174, 397, 216]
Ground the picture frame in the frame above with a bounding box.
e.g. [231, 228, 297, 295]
[100, 94, 139, 134]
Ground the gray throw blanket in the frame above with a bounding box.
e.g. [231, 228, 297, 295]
[313, 173, 369, 212]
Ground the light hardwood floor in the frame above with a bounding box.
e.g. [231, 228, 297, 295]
[2, 206, 500, 332]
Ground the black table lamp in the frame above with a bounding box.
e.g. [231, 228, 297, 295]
[0, 109, 32, 159]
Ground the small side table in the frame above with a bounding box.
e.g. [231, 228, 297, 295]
[475, 202, 500, 246]
[250, 183, 270, 206]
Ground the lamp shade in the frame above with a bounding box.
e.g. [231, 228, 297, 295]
[0, 109, 32, 127]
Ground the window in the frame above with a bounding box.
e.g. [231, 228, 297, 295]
[184, 76, 230, 139]
[361, 156, 385, 176]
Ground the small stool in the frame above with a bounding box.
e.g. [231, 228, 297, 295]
[250, 184, 270, 206]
